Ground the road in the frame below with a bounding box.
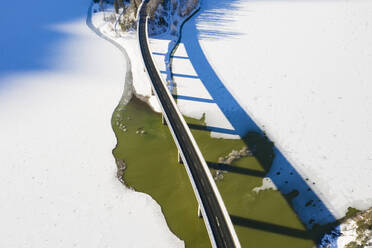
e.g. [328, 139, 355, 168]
[138, 2, 240, 247]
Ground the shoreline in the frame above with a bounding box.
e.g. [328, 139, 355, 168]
[88, 3, 185, 246]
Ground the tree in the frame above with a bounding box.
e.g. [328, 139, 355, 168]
[114, 0, 119, 14]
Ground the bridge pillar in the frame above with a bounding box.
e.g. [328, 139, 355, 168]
[198, 205, 202, 218]
[177, 151, 183, 164]
[161, 114, 167, 125]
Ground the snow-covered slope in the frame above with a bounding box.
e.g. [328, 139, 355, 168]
[0, 1, 183, 247]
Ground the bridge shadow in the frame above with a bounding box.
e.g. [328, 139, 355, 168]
[207, 161, 266, 178]
[188, 123, 237, 135]
[230, 215, 313, 240]
[160, 70, 200, 79]
[173, 94, 215, 103]
[153, 52, 189, 59]
[230, 214, 338, 244]
[173, 0, 339, 244]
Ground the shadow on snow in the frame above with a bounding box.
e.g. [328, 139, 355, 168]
[152, 0, 340, 245]
[0, 0, 91, 83]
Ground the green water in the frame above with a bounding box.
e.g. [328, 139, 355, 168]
[112, 96, 319, 248]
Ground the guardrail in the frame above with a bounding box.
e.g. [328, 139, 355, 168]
[136, 1, 241, 247]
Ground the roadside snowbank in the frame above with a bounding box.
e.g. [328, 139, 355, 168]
[0, 1, 183, 247]
[175, 0, 372, 222]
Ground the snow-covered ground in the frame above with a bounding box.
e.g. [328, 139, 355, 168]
[91, 3, 164, 112]
[0, 1, 183, 247]
[166, 0, 372, 226]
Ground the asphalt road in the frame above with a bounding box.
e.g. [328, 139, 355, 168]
[138, 2, 239, 247]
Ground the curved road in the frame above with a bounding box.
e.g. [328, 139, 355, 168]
[138, 2, 241, 248]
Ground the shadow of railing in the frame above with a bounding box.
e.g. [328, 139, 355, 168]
[207, 161, 266, 177]
[160, 70, 199, 79]
[230, 215, 314, 240]
[153, 52, 189, 59]
[173, 94, 215, 103]
[188, 123, 237, 135]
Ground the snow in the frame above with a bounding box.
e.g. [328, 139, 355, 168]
[320, 208, 372, 247]
[147, 2, 240, 139]
[153, 0, 372, 228]
[162, 41, 240, 139]
[337, 220, 358, 248]
[320, 220, 363, 248]
[0, 1, 183, 247]
[253, 177, 277, 193]
[195, 0, 372, 219]
[91, 3, 162, 112]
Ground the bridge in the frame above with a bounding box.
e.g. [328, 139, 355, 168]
[137, 1, 241, 247]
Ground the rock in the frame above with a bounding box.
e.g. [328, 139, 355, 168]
[225, 157, 235, 164]
[229, 150, 239, 157]
[213, 170, 225, 181]
[217, 146, 253, 169]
